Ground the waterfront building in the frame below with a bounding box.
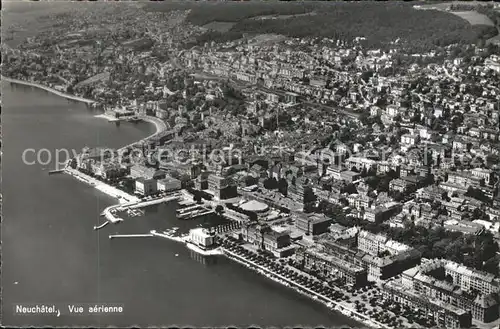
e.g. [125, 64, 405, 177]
[157, 176, 182, 192]
[90, 161, 124, 180]
[130, 164, 167, 180]
[76, 147, 117, 171]
[240, 222, 294, 258]
[188, 228, 216, 250]
[382, 278, 473, 329]
[323, 230, 421, 281]
[135, 178, 158, 196]
[399, 259, 500, 323]
[296, 247, 368, 287]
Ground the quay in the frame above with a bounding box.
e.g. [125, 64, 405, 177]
[109, 233, 154, 239]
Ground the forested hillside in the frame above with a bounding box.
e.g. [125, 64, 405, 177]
[145, 1, 496, 51]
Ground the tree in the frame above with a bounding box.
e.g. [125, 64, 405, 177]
[303, 186, 317, 205]
[278, 178, 288, 196]
[245, 175, 258, 187]
[215, 205, 224, 216]
[193, 191, 203, 204]
[263, 177, 278, 190]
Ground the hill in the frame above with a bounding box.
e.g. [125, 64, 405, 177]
[145, 1, 495, 51]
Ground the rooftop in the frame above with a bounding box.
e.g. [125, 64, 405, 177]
[240, 200, 269, 213]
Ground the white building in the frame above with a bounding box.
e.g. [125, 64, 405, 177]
[188, 228, 215, 250]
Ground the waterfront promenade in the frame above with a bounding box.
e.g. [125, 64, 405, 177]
[2, 76, 95, 104]
[65, 167, 140, 204]
[3, 76, 170, 151]
[117, 116, 170, 153]
[221, 247, 387, 329]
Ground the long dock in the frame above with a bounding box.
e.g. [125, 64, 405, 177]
[109, 234, 154, 239]
[191, 210, 215, 218]
[150, 230, 189, 242]
[48, 169, 65, 175]
[176, 204, 204, 214]
[127, 194, 180, 209]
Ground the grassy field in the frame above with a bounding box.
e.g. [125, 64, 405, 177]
[451, 11, 494, 26]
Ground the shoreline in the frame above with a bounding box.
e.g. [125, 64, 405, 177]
[2, 76, 96, 104]
[221, 248, 387, 329]
[64, 167, 379, 327]
[21, 72, 376, 327]
[117, 116, 169, 152]
[2, 76, 168, 143]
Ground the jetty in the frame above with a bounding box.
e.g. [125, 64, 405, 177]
[94, 221, 110, 230]
[150, 229, 189, 243]
[101, 204, 124, 223]
[126, 194, 180, 210]
[176, 204, 214, 220]
[48, 169, 65, 175]
[109, 233, 154, 239]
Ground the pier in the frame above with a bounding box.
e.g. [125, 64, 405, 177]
[94, 221, 110, 230]
[109, 233, 154, 239]
[101, 204, 124, 223]
[176, 203, 214, 220]
[127, 194, 180, 210]
[150, 230, 189, 242]
[48, 169, 65, 175]
[176, 204, 205, 214]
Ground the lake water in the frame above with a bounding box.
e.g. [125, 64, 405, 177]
[1, 81, 359, 327]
